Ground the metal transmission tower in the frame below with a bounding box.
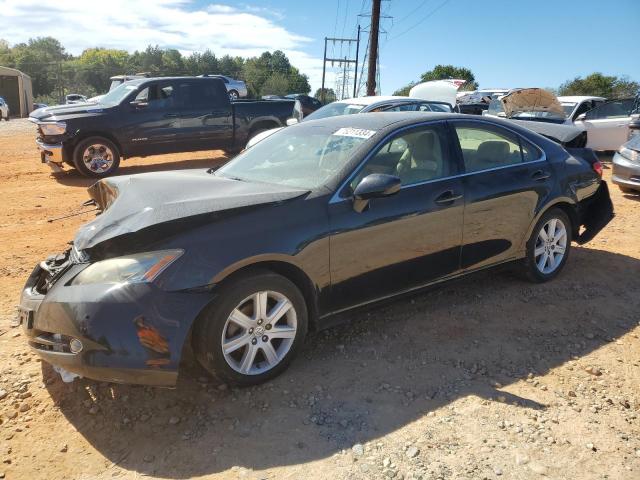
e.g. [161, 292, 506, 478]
[320, 25, 361, 102]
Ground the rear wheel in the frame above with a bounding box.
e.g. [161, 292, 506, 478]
[228, 90, 239, 101]
[73, 136, 120, 177]
[194, 271, 308, 386]
[520, 208, 572, 283]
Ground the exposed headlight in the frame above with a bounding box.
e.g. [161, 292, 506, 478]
[71, 250, 183, 286]
[39, 122, 67, 136]
[619, 146, 639, 163]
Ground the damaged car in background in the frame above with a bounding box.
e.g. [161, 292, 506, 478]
[17, 112, 614, 387]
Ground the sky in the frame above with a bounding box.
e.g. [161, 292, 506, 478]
[1, 0, 639, 96]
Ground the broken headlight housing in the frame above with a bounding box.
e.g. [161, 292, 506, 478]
[71, 250, 183, 285]
[39, 121, 67, 136]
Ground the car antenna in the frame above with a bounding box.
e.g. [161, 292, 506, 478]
[47, 207, 100, 223]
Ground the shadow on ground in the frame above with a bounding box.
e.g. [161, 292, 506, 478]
[50, 154, 229, 188]
[44, 247, 639, 477]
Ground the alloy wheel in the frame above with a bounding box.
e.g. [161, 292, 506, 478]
[221, 290, 297, 375]
[82, 144, 114, 173]
[534, 217, 567, 274]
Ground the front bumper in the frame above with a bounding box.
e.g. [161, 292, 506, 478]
[18, 256, 213, 387]
[36, 139, 64, 165]
[612, 152, 640, 190]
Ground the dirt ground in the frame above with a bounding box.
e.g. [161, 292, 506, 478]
[0, 119, 639, 480]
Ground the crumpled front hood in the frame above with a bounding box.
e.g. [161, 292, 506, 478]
[75, 169, 308, 251]
[29, 103, 110, 122]
[501, 88, 566, 118]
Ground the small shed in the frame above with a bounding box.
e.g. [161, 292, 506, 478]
[0, 66, 34, 118]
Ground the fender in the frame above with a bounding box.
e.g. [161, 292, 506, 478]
[518, 195, 578, 254]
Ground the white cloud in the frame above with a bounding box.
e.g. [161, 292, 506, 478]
[0, 0, 327, 92]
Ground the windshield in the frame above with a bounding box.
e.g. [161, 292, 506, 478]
[305, 102, 366, 121]
[99, 82, 139, 106]
[216, 125, 373, 189]
[512, 111, 566, 120]
[561, 103, 577, 116]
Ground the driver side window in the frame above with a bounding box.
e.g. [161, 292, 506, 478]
[351, 124, 451, 190]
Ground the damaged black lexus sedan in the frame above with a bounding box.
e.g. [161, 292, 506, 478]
[18, 112, 613, 387]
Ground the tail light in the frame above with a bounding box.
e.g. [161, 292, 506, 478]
[592, 160, 603, 177]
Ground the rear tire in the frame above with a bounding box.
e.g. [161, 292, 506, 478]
[520, 208, 572, 283]
[194, 271, 308, 386]
[73, 136, 120, 177]
[228, 90, 239, 101]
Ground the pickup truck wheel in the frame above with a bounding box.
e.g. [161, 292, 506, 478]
[193, 271, 308, 386]
[520, 208, 572, 283]
[73, 137, 121, 177]
[228, 90, 239, 101]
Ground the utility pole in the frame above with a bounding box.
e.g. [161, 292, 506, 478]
[320, 32, 360, 102]
[366, 0, 381, 96]
[353, 25, 361, 97]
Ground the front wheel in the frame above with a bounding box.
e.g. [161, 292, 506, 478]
[520, 208, 572, 283]
[73, 136, 121, 177]
[194, 271, 308, 386]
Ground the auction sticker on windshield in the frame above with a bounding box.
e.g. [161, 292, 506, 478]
[333, 128, 376, 139]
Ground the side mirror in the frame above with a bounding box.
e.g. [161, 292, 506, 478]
[286, 118, 299, 126]
[130, 100, 148, 109]
[575, 113, 587, 122]
[352, 173, 401, 212]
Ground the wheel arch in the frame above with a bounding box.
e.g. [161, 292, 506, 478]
[248, 117, 281, 135]
[70, 131, 125, 159]
[520, 198, 579, 252]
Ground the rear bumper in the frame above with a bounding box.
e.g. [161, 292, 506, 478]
[36, 139, 64, 164]
[612, 152, 640, 190]
[576, 180, 615, 244]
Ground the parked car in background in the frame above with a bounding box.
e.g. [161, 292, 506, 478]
[246, 96, 456, 149]
[89, 74, 152, 103]
[65, 94, 87, 105]
[574, 97, 638, 151]
[457, 88, 509, 115]
[30, 76, 302, 177]
[285, 94, 322, 116]
[558, 96, 605, 121]
[0, 96, 9, 120]
[33, 103, 48, 110]
[612, 134, 640, 193]
[17, 112, 613, 386]
[199, 74, 247, 100]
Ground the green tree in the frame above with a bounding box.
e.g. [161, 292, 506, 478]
[419, 65, 478, 90]
[315, 87, 337, 103]
[75, 48, 129, 93]
[558, 73, 639, 98]
[393, 64, 478, 97]
[10, 37, 68, 97]
[261, 73, 290, 96]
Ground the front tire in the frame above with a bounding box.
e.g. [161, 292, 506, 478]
[194, 271, 308, 386]
[520, 208, 572, 283]
[73, 136, 121, 177]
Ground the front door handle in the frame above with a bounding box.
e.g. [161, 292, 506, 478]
[531, 170, 551, 181]
[164, 113, 179, 118]
[435, 190, 463, 205]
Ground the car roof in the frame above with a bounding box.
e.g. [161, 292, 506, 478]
[557, 96, 606, 102]
[333, 95, 411, 106]
[299, 111, 464, 130]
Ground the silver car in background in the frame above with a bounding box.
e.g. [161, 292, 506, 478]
[200, 74, 247, 100]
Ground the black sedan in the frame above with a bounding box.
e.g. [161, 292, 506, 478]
[18, 113, 613, 386]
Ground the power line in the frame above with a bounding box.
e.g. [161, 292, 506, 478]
[394, 0, 432, 25]
[387, 0, 453, 43]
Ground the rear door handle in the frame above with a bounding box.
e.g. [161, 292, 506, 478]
[435, 190, 463, 205]
[531, 170, 551, 181]
[164, 113, 179, 118]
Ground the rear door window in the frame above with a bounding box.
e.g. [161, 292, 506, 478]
[454, 124, 535, 173]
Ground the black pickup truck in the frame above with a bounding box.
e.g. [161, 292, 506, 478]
[29, 77, 302, 177]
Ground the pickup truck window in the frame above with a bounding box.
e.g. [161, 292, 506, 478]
[135, 82, 177, 110]
[175, 80, 228, 109]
